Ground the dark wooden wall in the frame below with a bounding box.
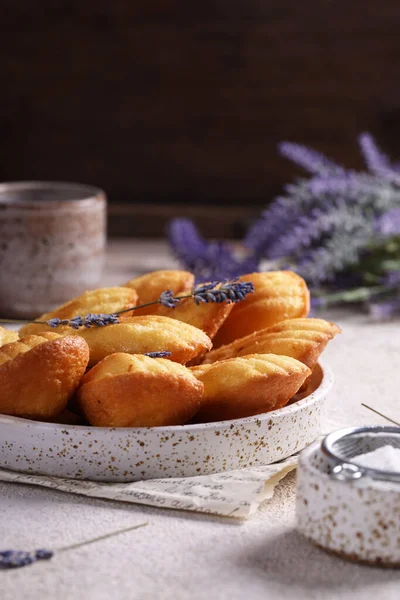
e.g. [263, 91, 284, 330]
[1, 1, 400, 236]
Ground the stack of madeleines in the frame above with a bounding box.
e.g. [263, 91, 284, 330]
[0, 270, 340, 427]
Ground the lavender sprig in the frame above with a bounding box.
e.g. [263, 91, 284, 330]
[0, 549, 53, 569]
[0, 523, 148, 569]
[278, 141, 343, 175]
[358, 132, 392, 175]
[375, 207, 400, 237]
[386, 270, 400, 287]
[144, 351, 172, 358]
[246, 135, 400, 286]
[0, 279, 254, 330]
[358, 133, 400, 185]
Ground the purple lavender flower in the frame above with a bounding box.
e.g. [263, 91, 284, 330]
[244, 197, 295, 253]
[168, 218, 258, 280]
[278, 142, 343, 175]
[144, 351, 172, 358]
[85, 314, 120, 327]
[192, 279, 254, 305]
[200, 244, 258, 282]
[247, 134, 400, 286]
[47, 317, 71, 328]
[35, 549, 53, 560]
[368, 297, 400, 320]
[308, 171, 381, 199]
[385, 270, 400, 287]
[0, 551, 35, 568]
[358, 133, 391, 173]
[359, 133, 400, 185]
[375, 208, 400, 236]
[244, 181, 321, 256]
[46, 314, 120, 330]
[265, 199, 346, 260]
[0, 549, 53, 569]
[69, 316, 84, 329]
[167, 132, 400, 316]
[168, 218, 208, 264]
[310, 296, 325, 309]
[158, 290, 180, 308]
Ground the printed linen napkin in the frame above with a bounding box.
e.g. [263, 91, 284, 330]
[0, 456, 297, 519]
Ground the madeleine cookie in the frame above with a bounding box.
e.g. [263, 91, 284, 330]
[123, 270, 194, 316]
[156, 298, 234, 341]
[203, 318, 340, 370]
[0, 326, 19, 347]
[78, 353, 204, 427]
[0, 331, 60, 365]
[73, 315, 212, 366]
[19, 287, 138, 336]
[212, 271, 310, 347]
[0, 333, 89, 419]
[190, 353, 311, 422]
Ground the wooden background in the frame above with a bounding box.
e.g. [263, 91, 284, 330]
[1, 1, 400, 236]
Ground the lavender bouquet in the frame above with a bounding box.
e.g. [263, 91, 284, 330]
[168, 133, 400, 319]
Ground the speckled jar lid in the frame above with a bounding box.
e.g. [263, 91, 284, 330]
[296, 429, 400, 567]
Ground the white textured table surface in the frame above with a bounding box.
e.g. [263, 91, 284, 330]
[2, 239, 400, 600]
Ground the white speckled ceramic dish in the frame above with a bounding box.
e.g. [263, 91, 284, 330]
[0, 361, 332, 482]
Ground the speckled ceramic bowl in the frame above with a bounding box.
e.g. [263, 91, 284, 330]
[296, 434, 400, 567]
[0, 361, 332, 482]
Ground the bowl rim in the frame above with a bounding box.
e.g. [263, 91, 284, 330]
[0, 359, 333, 434]
[298, 437, 400, 492]
[0, 181, 106, 207]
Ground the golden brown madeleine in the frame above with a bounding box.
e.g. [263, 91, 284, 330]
[190, 353, 311, 422]
[78, 353, 204, 427]
[203, 318, 341, 370]
[123, 270, 194, 316]
[212, 271, 310, 347]
[45, 409, 87, 426]
[0, 331, 60, 365]
[19, 287, 139, 337]
[291, 363, 324, 402]
[0, 326, 19, 347]
[0, 334, 89, 419]
[156, 298, 234, 341]
[72, 315, 212, 366]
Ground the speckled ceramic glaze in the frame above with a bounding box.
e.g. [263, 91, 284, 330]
[0, 362, 332, 483]
[0, 181, 106, 318]
[296, 438, 400, 567]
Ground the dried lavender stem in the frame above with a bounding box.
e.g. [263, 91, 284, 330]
[0, 523, 148, 569]
[361, 403, 400, 427]
[115, 294, 193, 316]
[57, 522, 148, 553]
[0, 318, 48, 326]
[0, 296, 190, 326]
[314, 284, 388, 307]
[0, 280, 254, 329]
